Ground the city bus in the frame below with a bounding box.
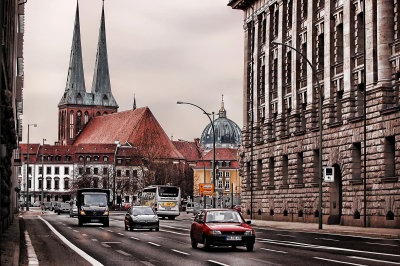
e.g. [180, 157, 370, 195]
[139, 185, 181, 219]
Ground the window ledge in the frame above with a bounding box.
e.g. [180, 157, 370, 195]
[380, 106, 399, 115]
[310, 126, 320, 132]
[279, 184, 289, 189]
[349, 179, 363, 185]
[267, 137, 276, 142]
[280, 134, 290, 139]
[293, 130, 305, 136]
[310, 182, 319, 187]
[294, 183, 305, 188]
[381, 177, 398, 183]
[349, 116, 363, 123]
[327, 121, 343, 128]
[266, 185, 275, 190]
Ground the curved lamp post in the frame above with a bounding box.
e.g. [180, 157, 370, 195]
[177, 101, 216, 208]
[271, 41, 323, 230]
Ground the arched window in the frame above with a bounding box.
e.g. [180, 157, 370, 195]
[84, 111, 89, 124]
[96, 111, 101, 116]
[76, 111, 82, 133]
[103, 111, 108, 115]
[69, 111, 74, 139]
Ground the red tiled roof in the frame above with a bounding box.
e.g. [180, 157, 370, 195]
[172, 140, 202, 162]
[203, 148, 238, 161]
[74, 107, 184, 160]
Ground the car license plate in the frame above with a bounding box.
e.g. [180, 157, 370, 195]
[226, 235, 242, 241]
[91, 219, 99, 223]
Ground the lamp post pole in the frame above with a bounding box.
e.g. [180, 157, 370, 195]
[178, 139, 207, 209]
[26, 123, 37, 211]
[271, 41, 324, 229]
[41, 138, 46, 207]
[113, 141, 121, 205]
[177, 101, 216, 208]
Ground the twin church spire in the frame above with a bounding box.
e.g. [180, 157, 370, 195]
[59, 1, 118, 108]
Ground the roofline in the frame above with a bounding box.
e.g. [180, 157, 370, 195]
[227, 0, 256, 10]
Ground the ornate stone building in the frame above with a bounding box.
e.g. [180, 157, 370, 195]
[229, 0, 399, 227]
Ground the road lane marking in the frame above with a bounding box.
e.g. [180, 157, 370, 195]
[159, 229, 187, 236]
[73, 230, 79, 233]
[140, 233, 148, 235]
[171, 249, 190, 256]
[277, 234, 296, 238]
[106, 230, 113, 233]
[148, 242, 160, 247]
[130, 237, 140, 240]
[161, 225, 190, 231]
[314, 257, 366, 266]
[258, 238, 400, 258]
[24, 230, 39, 265]
[68, 227, 72, 229]
[101, 243, 111, 248]
[207, 259, 230, 266]
[92, 239, 98, 242]
[348, 256, 400, 265]
[117, 233, 124, 236]
[315, 237, 339, 242]
[366, 242, 398, 247]
[99, 227, 104, 230]
[82, 234, 88, 237]
[260, 247, 288, 254]
[103, 242, 121, 244]
[38, 216, 103, 266]
[116, 250, 131, 257]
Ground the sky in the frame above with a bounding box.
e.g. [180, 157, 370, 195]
[22, 0, 244, 144]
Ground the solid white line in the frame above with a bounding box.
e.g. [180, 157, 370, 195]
[171, 249, 190, 256]
[92, 239, 98, 242]
[260, 247, 288, 254]
[68, 227, 72, 229]
[82, 234, 88, 237]
[73, 230, 79, 233]
[348, 256, 400, 265]
[101, 243, 111, 248]
[130, 237, 140, 240]
[38, 216, 103, 266]
[277, 234, 296, 238]
[117, 233, 124, 236]
[106, 230, 113, 233]
[148, 242, 160, 247]
[366, 242, 398, 247]
[24, 230, 39, 265]
[161, 225, 190, 231]
[314, 257, 366, 266]
[207, 259, 230, 266]
[159, 229, 187, 236]
[315, 237, 339, 242]
[116, 250, 131, 256]
[258, 238, 400, 258]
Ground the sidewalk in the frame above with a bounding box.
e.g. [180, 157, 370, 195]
[250, 219, 400, 240]
[0, 215, 21, 266]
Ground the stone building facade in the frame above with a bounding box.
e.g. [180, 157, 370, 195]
[229, 0, 399, 227]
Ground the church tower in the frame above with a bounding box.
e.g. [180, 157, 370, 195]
[58, 1, 118, 145]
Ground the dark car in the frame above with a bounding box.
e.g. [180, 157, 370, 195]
[42, 202, 51, 210]
[124, 206, 159, 231]
[190, 209, 255, 251]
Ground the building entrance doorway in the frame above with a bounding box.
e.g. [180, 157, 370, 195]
[328, 164, 342, 224]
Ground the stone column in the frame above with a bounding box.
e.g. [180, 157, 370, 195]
[377, 1, 394, 85]
[243, 22, 250, 128]
[277, 1, 284, 114]
[342, 0, 352, 96]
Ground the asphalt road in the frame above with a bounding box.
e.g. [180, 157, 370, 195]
[24, 211, 400, 265]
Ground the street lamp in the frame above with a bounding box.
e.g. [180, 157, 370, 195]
[178, 139, 207, 209]
[177, 101, 216, 208]
[271, 41, 323, 230]
[41, 138, 46, 208]
[26, 123, 37, 211]
[113, 140, 121, 205]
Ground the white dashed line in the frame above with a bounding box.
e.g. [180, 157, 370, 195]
[68, 227, 72, 229]
[207, 259, 230, 266]
[277, 234, 296, 238]
[159, 229, 187, 236]
[260, 247, 288, 254]
[314, 257, 366, 266]
[366, 242, 398, 247]
[73, 230, 79, 233]
[82, 234, 88, 237]
[106, 230, 113, 233]
[117, 233, 124, 236]
[130, 237, 140, 240]
[161, 225, 190, 231]
[348, 256, 400, 265]
[92, 239, 98, 242]
[315, 237, 339, 242]
[171, 249, 190, 256]
[116, 250, 131, 256]
[99, 227, 104, 230]
[148, 242, 160, 247]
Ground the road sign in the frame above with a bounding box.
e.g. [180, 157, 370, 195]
[200, 183, 214, 195]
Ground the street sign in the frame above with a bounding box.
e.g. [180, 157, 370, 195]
[200, 183, 214, 195]
[323, 167, 335, 182]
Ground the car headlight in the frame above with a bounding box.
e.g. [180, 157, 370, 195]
[103, 210, 109, 215]
[209, 230, 222, 235]
[244, 230, 255, 236]
[80, 210, 86, 215]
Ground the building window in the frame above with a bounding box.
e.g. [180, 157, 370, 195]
[64, 179, 69, 189]
[54, 179, 59, 190]
[217, 171, 223, 178]
[38, 179, 42, 189]
[94, 156, 99, 161]
[103, 168, 108, 175]
[384, 136, 396, 178]
[313, 149, 320, 183]
[297, 152, 304, 184]
[93, 178, 98, 188]
[78, 167, 83, 175]
[218, 179, 223, 189]
[79, 156, 84, 162]
[69, 111, 74, 139]
[46, 179, 51, 189]
[117, 158, 122, 165]
[225, 179, 230, 190]
[64, 167, 69, 175]
[225, 171, 230, 178]
[132, 170, 138, 177]
[257, 159, 262, 188]
[55, 167, 59, 175]
[117, 170, 121, 177]
[103, 156, 108, 162]
[94, 168, 98, 175]
[85, 168, 90, 175]
[76, 111, 82, 133]
[352, 142, 362, 180]
[282, 155, 288, 186]
[46, 167, 51, 174]
[125, 170, 130, 176]
[269, 157, 275, 186]
[28, 179, 31, 189]
[39, 167, 42, 175]
[84, 111, 89, 124]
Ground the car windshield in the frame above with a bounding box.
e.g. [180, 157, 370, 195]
[205, 211, 244, 223]
[131, 207, 154, 216]
[83, 193, 107, 207]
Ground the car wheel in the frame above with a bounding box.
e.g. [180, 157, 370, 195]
[78, 220, 83, 226]
[203, 236, 211, 250]
[231, 245, 236, 249]
[155, 228, 159, 232]
[58, 211, 60, 215]
[169, 216, 175, 220]
[103, 221, 109, 227]
[124, 222, 128, 231]
[191, 238, 198, 249]
[246, 244, 254, 252]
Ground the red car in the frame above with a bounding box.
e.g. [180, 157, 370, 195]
[190, 209, 255, 251]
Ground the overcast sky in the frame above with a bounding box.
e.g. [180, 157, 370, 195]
[23, 0, 244, 144]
